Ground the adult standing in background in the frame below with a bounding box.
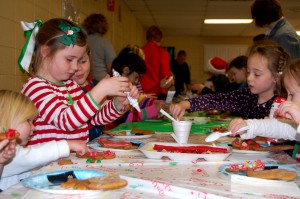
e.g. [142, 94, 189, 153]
[82, 13, 116, 82]
[251, 0, 300, 59]
[140, 25, 173, 100]
[170, 50, 191, 96]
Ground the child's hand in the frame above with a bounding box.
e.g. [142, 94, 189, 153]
[66, 140, 89, 156]
[169, 101, 190, 120]
[115, 84, 140, 108]
[0, 139, 16, 164]
[277, 101, 300, 124]
[92, 77, 129, 102]
[228, 118, 248, 136]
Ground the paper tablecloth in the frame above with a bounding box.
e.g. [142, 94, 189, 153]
[2, 134, 300, 199]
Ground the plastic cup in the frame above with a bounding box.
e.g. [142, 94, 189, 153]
[172, 121, 192, 144]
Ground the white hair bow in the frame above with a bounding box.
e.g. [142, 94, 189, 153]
[17, 20, 42, 73]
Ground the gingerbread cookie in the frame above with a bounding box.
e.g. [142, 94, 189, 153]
[103, 131, 127, 136]
[88, 173, 128, 190]
[60, 173, 127, 190]
[131, 128, 155, 135]
[61, 178, 90, 190]
[247, 169, 298, 181]
[57, 159, 74, 165]
[231, 137, 294, 152]
[76, 151, 116, 160]
[98, 138, 137, 150]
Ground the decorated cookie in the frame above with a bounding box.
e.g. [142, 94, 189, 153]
[240, 142, 250, 150]
[0, 129, 20, 140]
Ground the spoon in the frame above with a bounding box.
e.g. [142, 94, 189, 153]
[160, 109, 177, 123]
[205, 126, 249, 142]
[171, 133, 182, 146]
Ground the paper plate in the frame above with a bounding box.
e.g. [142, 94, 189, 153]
[21, 170, 107, 195]
[232, 149, 270, 155]
[139, 142, 232, 161]
[182, 116, 209, 124]
[88, 139, 144, 152]
[111, 134, 153, 139]
[219, 164, 300, 181]
[104, 130, 154, 139]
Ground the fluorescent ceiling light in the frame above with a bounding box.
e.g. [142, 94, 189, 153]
[204, 19, 253, 24]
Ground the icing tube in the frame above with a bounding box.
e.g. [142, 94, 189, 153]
[112, 69, 141, 112]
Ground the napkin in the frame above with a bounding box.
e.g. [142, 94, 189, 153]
[231, 174, 300, 197]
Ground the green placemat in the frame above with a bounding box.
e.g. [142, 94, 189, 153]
[110, 120, 228, 135]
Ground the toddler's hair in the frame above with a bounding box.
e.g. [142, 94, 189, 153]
[32, 18, 87, 73]
[283, 58, 300, 87]
[0, 90, 38, 130]
[247, 40, 291, 94]
[82, 13, 108, 35]
[112, 45, 146, 76]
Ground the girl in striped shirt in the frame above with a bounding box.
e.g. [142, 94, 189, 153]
[18, 18, 139, 145]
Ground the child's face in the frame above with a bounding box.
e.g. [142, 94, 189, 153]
[228, 67, 246, 84]
[14, 119, 35, 146]
[284, 74, 300, 102]
[246, 54, 276, 95]
[71, 52, 90, 86]
[41, 45, 87, 83]
[125, 71, 141, 85]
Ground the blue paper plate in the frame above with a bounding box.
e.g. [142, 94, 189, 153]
[22, 170, 106, 194]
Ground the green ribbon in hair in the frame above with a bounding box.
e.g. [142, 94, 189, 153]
[59, 22, 81, 46]
[17, 20, 42, 73]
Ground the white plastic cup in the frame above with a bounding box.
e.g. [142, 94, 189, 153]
[172, 121, 192, 144]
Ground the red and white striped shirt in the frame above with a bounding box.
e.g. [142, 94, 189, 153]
[21, 76, 125, 145]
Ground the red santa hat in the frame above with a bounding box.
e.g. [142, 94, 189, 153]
[208, 57, 228, 75]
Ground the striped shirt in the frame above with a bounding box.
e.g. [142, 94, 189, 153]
[21, 76, 125, 145]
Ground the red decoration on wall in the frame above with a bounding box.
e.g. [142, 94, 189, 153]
[107, 0, 115, 11]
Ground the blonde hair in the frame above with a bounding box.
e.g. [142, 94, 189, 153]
[0, 90, 38, 130]
[126, 44, 145, 60]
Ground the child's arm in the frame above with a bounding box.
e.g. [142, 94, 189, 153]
[66, 140, 89, 156]
[229, 118, 298, 140]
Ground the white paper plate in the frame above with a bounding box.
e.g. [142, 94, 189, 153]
[219, 164, 300, 181]
[88, 139, 144, 152]
[21, 170, 107, 195]
[139, 142, 232, 161]
[232, 149, 270, 154]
